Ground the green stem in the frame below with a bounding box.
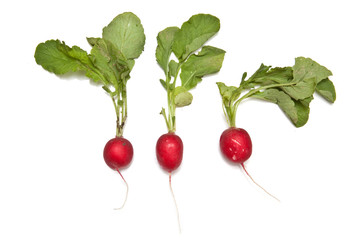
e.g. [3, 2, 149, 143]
[112, 96, 121, 137]
[222, 103, 231, 126]
[111, 83, 128, 137]
[161, 62, 184, 133]
[167, 85, 175, 132]
[119, 83, 127, 137]
[161, 108, 171, 131]
[229, 106, 237, 128]
[236, 81, 297, 107]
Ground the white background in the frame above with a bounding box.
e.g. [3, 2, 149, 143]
[1, 0, 359, 239]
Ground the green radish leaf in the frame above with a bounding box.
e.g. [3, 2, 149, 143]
[102, 12, 145, 60]
[253, 88, 310, 127]
[58, 44, 92, 66]
[216, 82, 239, 107]
[88, 37, 129, 66]
[261, 67, 293, 84]
[246, 66, 293, 88]
[316, 78, 336, 103]
[293, 57, 332, 84]
[180, 46, 225, 90]
[241, 72, 247, 84]
[35, 39, 87, 74]
[281, 77, 317, 100]
[34, 39, 105, 84]
[172, 14, 220, 61]
[174, 86, 193, 107]
[102, 85, 113, 94]
[243, 64, 272, 89]
[247, 64, 272, 81]
[218, 57, 335, 129]
[299, 96, 314, 107]
[169, 60, 179, 77]
[116, 59, 134, 82]
[88, 37, 135, 90]
[156, 27, 180, 73]
[160, 79, 167, 90]
[86, 37, 98, 47]
[117, 58, 135, 76]
[88, 38, 118, 86]
[293, 100, 310, 127]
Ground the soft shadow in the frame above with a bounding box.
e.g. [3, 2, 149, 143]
[219, 150, 241, 168]
[58, 71, 103, 87]
[117, 158, 133, 171]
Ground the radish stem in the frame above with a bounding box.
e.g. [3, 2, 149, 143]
[114, 169, 129, 210]
[240, 163, 280, 202]
[169, 172, 181, 233]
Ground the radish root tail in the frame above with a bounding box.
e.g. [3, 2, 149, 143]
[114, 169, 129, 210]
[240, 163, 280, 202]
[169, 172, 181, 233]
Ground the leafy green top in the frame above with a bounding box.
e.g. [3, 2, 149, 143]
[217, 57, 336, 127]
[34, 12, 146, 137]
[156, 14, 225, 132]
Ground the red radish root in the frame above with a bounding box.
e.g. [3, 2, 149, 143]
[169, 172, 181, 233]
[156, 133, 183, 232]
[104, 137, 133, 170]
[241, 163, 280, 202]
[156, 133, 183, 172]
[220, 127, 252, 163]
[220, 127, 279, 201]
[103, 137, 133, 209]
[114, 169, 129, 210]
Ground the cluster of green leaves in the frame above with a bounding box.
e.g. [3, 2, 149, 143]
[156, 14, 226, 132]
[34, 12, 145, 137]
[217, 57, 336, 127]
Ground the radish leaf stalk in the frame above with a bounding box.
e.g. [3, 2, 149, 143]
[217, 57, 336, 128]
[156, 14, 226, 133]
[35, 12, 145, 137]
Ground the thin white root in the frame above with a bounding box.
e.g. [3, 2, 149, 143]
[240, 163, 280, 202]
[169, 172, 182, 233]
[114, 169, 129, 210]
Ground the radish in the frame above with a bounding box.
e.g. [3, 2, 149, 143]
[217, 57, 336, 201]
[219, 127, 252, 163]
[103, 136, 133, 209]
[34, 12, 146, 209]
[156, 133, 183, 231]
[156, 133, 183, 172]
[219, 128, 279, 200]
[104, 137, 134, 170]
[155, 14, 225, 232]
